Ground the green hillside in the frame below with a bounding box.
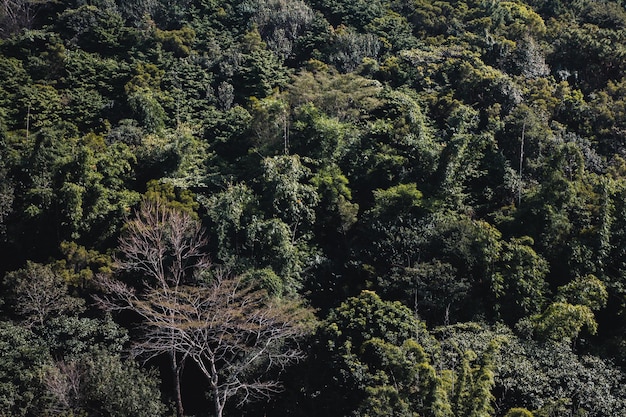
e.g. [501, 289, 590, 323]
[1, 0, 626, 415]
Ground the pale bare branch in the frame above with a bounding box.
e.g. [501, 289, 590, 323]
[95, 198, 313, 417]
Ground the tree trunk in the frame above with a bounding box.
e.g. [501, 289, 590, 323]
[213, 387, 224, 417]
[172, 353, 185, 417]
[211, 362, 223, 417]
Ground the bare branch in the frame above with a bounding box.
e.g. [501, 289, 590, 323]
[95, 198, 313, 417]
[44, 360, 84, 415]
[115, 198, 210, 289]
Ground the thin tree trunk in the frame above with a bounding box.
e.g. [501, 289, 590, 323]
[518, 122, 525, 207]
[210, 357, 223, 417]
[213, 387, 224, 417]
[172, 353, 185, 417]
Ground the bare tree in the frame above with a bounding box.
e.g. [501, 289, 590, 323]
[97, 197, 210, 417]
[44, 360, 84, 415]
[116, 197, 210, 291]
[138, 273, 312, 417]
[96, 198, 312, 417]
[0, 0, 48, 37]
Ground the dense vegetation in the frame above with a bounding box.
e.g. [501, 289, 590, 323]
[1, 0, 626, 415]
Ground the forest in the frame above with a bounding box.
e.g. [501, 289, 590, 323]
[1, 0, 626, 416]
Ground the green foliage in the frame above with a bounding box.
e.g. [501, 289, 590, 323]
[144, 179, 199, 216]
[371, 183, 423, 218]
[528, 301, 598, 342]
[248, 94, 289, 153]
[291, 102, 352, 161]
[161, 57, 215, 122]
[56, 241, 113, 288]
[324, 290, 420, 348]
[1, 30, 67, 81]
[155, 26, 195, 57]
[125, 63, 168, 132]
[251, 0, 317, 61]
[556, 274, 608, 311]
[116, 0, 160, 25]
[309, 0, 385, 29]
[366, 11, 418, 52]
[261, 154, 319, 233]
[2, 0, 626, 414]
[42, 315, 129, 357]
[57, 5, 127, 54]
[319, 291, 448, 416]
[465, 341, 497, 417]
[232, 29, 290, 99]
[75, 350, 165, 417]
[204, 182, 257, 263]
[3, 130, 139, 251]
[437, 322, 626, 417]
[242, 267, 285, 296]
[311, 163, 359, 234]
[245, 216, 304, 292]
[505, 408, 534, 417]
[0, 321, 50, 417]
[2, 261, 85, 327]
[355, 339, 450, 417]
[203, 179, 313, 293]
[46, 350, 166, 417]
[492, 237, 549, 323]
[288, 69, 383, 123]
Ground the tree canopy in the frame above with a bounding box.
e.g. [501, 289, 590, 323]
[2, 0, 626, 415]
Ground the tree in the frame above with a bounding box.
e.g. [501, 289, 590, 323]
[556, 274, 608, 311]
[260, 154, 318, 241]
[97, 197, 209, 417]
[151, 274, 311, 417]
[0, 0, 51, 37]
[117, 0, 159, 26]
[310, 163, 359, 236]
[527, 301, 598, 342]
[0, 321, 50, 416]
[466, 341, 497, 417]
[436, 322, 626, 416]
[2, 261, 85, 327]
[56, 4, 126, 54]
[492, 237, 549, 323]
[204, 182, 257, 264]
[309, 0, 384, 29]
[354, 338, 453, 417]
[376, 212, 502, 324]
[505, 408, 534, 417]
[99, 263, 312, 417]
[97, 198, 312, 417]
[231, 29, 290, 100]
[0, 120, 13, 243]
[252, 0, 316, 60]
[44, 349, 166, 417]
[317, 290, 448, 416]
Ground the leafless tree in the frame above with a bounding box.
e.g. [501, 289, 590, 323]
[138, 272, 312, 417]
[96, 197, 210, 417]
[44, 360, 84, 415]
[96, 198, 312, 417]
[0, 0, 47, 37]
[116, 197, 210, 291]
